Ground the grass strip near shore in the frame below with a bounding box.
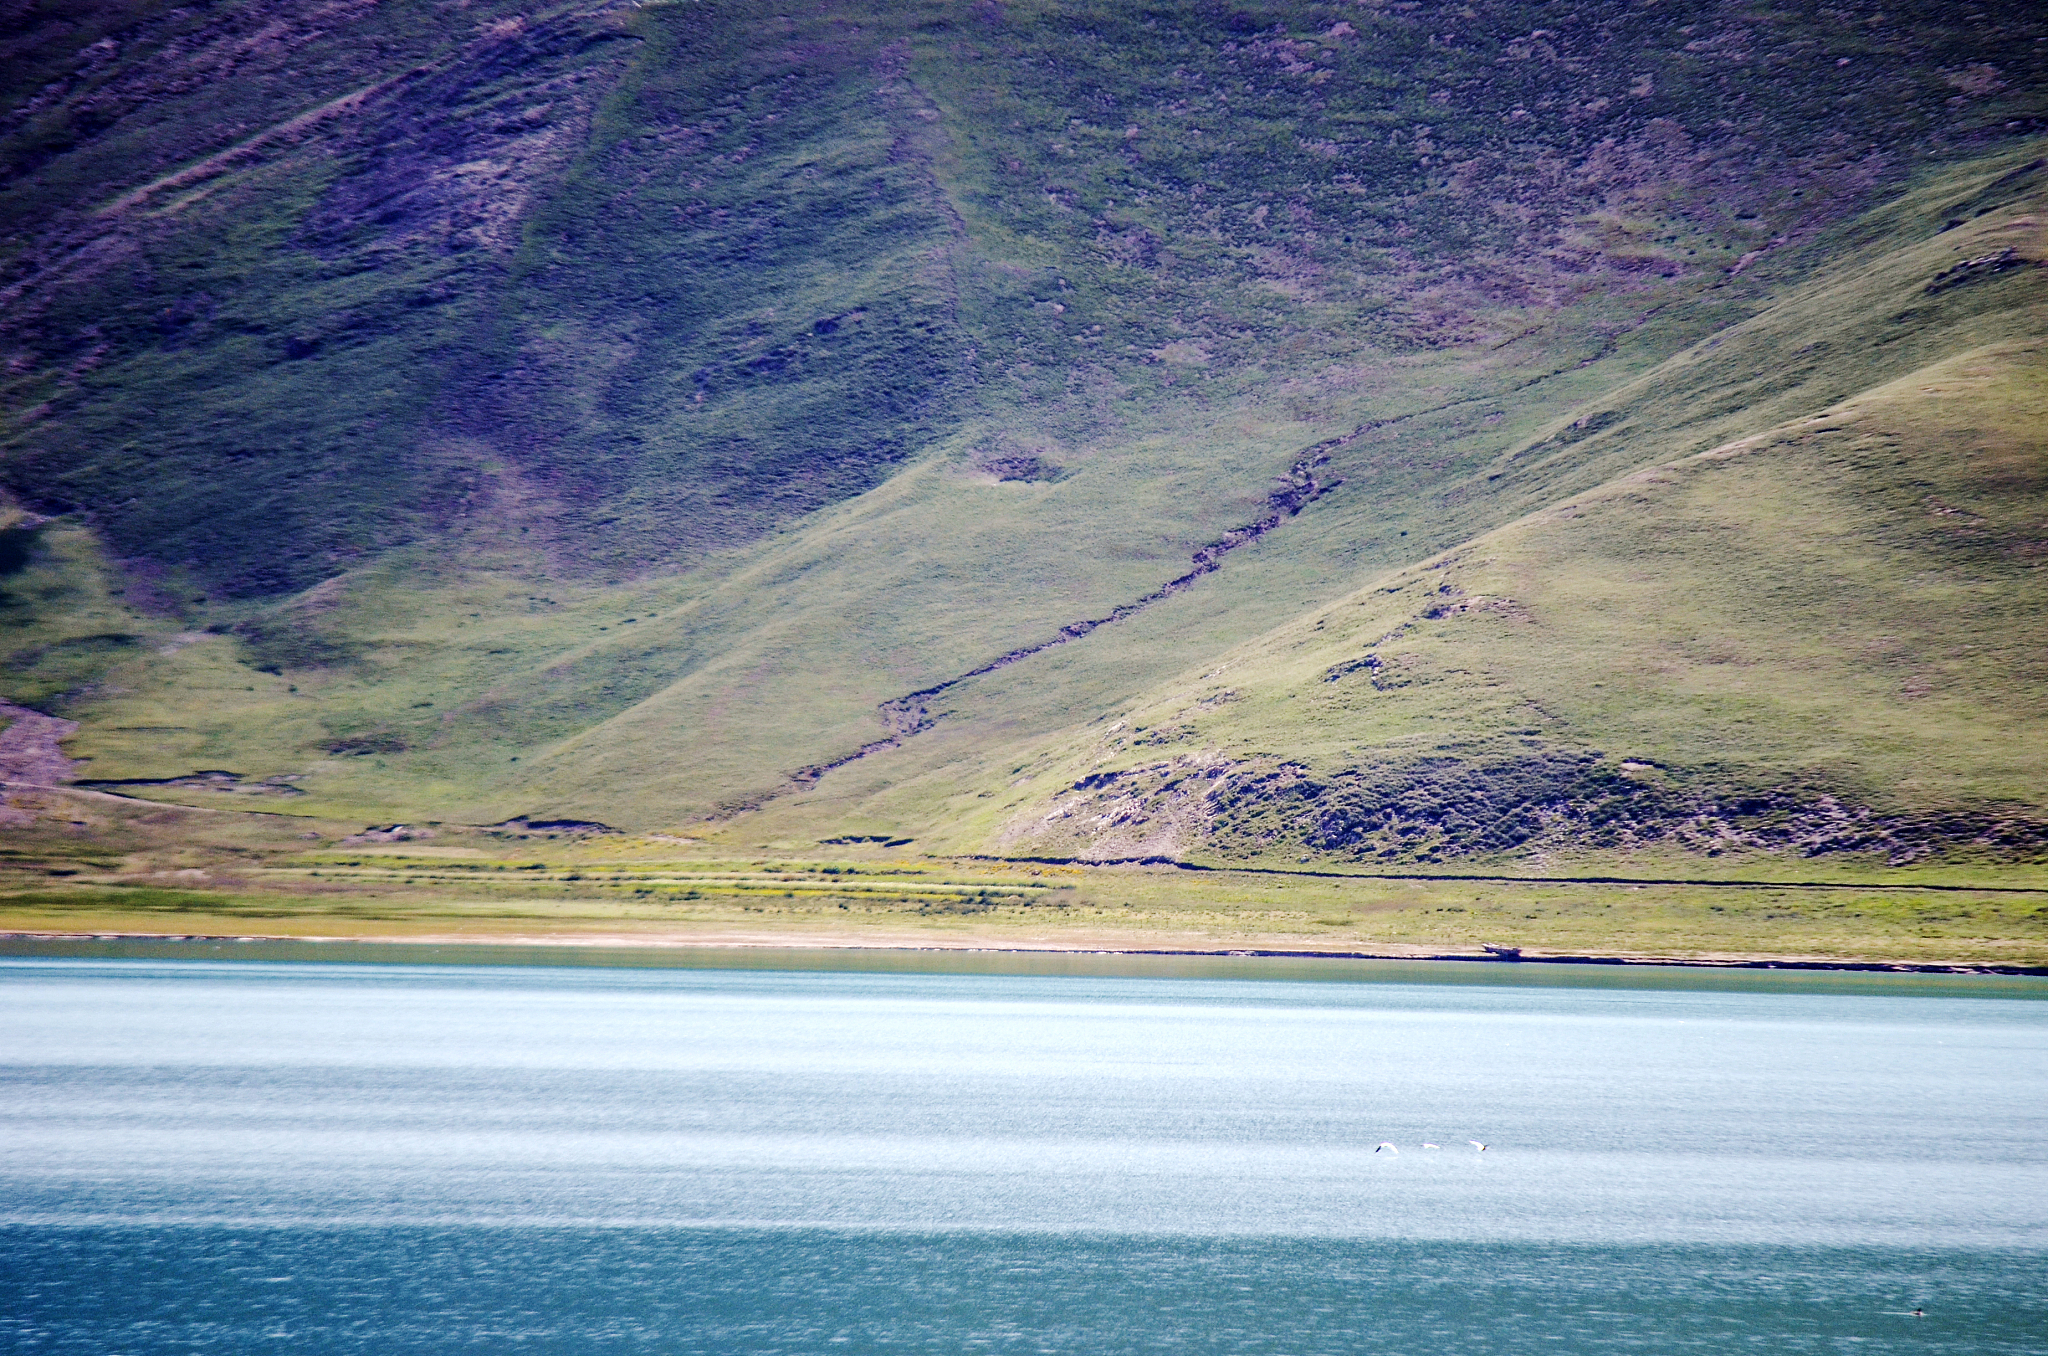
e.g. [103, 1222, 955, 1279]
[2, 790, 2042, 965]
[2, 867, 2043, 967]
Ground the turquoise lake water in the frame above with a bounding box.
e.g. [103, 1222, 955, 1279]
[2, 949, 2043, 1353]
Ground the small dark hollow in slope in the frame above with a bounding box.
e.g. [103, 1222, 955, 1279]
[0, 525, 43, 577]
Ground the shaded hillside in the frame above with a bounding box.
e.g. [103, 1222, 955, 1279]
[1, 0, 631, 595]
[4, 0, 2044, 594]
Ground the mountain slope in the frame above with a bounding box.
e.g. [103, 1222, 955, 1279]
[9, 0, 2044, 593]
[1, 1, 2045, 876]
[959, 179, 2048, 867]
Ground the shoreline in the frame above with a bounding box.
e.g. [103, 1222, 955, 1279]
[5, 929, 2044, 977]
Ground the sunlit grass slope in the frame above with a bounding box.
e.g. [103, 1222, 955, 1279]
[952, 178, 2048, 868]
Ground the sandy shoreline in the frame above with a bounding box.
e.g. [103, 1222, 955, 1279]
[5, 928, 2045, 976]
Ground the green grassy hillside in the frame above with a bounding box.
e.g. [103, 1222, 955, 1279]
[2, 0, 2046, 897]
[961, 169, 2048, 869]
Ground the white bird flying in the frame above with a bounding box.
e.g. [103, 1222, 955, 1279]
[1421, 1143, 1441, 1150]
[1469, 1140, 1489, 1152]
[1375, 1142, 1398, 1154]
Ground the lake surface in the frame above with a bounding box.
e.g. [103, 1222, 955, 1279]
[2, 950, 2043, 1353]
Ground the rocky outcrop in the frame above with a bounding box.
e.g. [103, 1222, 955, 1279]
[1001, 746, 2048, 868]
[0, 702, 78, 787]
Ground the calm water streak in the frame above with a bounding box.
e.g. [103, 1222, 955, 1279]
[2, 952, 2043, 1353]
